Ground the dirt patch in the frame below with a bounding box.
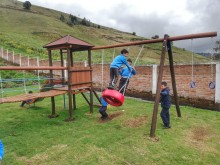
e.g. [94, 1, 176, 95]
[184, 126, 215, 152]
[98, 111, 123, 123]
[191, 126, 210, 141]
[123, 116, 147, 128]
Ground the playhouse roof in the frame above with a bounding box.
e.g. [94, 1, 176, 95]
[43, 35, 94, 50]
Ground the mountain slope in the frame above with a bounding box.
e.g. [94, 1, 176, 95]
[0, 0, 209, 65]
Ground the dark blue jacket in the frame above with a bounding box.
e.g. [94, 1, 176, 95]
[160, 87, 171, 108]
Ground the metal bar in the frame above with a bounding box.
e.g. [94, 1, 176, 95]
[0, 66, 67, 70]
[167, 40, 181, 117]
[92, 32, 217, 50]
[150, 35, 168, 138]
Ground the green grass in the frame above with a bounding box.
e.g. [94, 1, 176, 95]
[0, 94, 219, 164]
[0, 0, 209, 65]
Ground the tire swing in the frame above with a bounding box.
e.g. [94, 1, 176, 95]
[101, 48, 124, 107]
[102, 89, 124, 106]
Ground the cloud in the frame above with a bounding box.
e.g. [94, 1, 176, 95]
[19, 0, 220, 52]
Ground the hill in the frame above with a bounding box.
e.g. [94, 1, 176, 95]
[0, 0, 209, 65]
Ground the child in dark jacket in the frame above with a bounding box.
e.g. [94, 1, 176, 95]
[20, 90, 33, 107]
[109, 49, 132, 89]
[99, 96, 109, 120]
[160, 81, 171, 128]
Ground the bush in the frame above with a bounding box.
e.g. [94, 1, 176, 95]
[60, 14, 65, 22]
[23, 1, 32, 10]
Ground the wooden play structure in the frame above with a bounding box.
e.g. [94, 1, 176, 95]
[0, 32, 217, 137]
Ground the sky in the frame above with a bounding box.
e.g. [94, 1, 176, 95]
[20, 0, 220, 53]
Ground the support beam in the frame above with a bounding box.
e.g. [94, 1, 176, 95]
[48, 50, 56, 118]
[150, 35, 168, 138]
[167, 40, 181, 117]
[81, 92, 90, 105]
[88, 49, 93, 113]
[92, 32, 217, 50]
[0, 66, 67, 70]
[92, 89, 102, 104]
[70, 51, 76, 110]
[67, 48, 74, 120]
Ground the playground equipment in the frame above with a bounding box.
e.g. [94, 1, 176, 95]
[0, 32, 217, 137]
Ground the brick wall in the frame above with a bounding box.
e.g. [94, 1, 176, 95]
[92, 64, 216, 100]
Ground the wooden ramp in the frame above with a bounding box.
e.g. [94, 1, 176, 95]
[0, 90, 67, 104]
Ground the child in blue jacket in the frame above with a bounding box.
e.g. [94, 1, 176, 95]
[160, 81, 171, 129]
[0, 140, 4, 163]
[118, 58, 136, 94]
[99, 96, 109, 120]
[109, 49, 132, 89]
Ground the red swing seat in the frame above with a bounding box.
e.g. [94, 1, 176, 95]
[102, 89, 124, 106]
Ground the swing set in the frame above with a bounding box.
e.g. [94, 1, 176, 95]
[0, 32, 217, 137]
[189, 38, 216, 90]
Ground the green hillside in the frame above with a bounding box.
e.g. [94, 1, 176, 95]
[0, 0, 209, 65]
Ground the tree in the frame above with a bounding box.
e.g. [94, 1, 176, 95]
[68, 14, 78, 25]
[151, 35, 159, 39]
[23, 1, 32, 10]
[60, 14, 65, 22]
[81, 17, 90, 26]
[132, 32, 136, 36]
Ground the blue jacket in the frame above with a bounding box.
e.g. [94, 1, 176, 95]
[0, 140, 4, 160]
[119, 67, 136, 79]
[100, 97, 108, 107]
[110, 54, 132, 70]
[160, 87, 171, 108]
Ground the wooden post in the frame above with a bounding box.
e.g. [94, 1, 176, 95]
[88, 49, 93, 113]
[60, 49, 65, 84]
[150, 35, 168, 138]
[48, 50, 57, 118]
[67, 48, 74, 120]
[60, 49, 66, 110]
[167, 41, 181, 117]
[70, 51, 76, 110]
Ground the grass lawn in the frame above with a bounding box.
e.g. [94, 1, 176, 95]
[0, 94, 219, 164]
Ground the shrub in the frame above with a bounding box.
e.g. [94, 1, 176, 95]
[23, 1, 32, 10]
